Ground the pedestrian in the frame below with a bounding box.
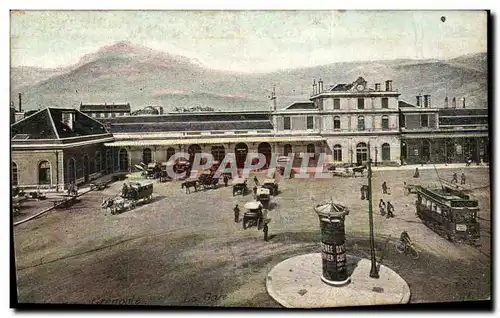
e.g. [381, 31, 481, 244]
[386, 201, 395, 218]
[413, 168, 420, 178]
[234, 204, 240, 223]
[382, 181, 388, 194]
[254, 176, 260, 186]
[223, 175, 229, 187]
[403, 182, 408, 196]
[461, 173, 466, 185]
[253, 185, 258, 197]
[379, 199, 386, 216]
[360, 185, 366, 200]
[452, 172, 458, 183]
[263, 222, 269, 241]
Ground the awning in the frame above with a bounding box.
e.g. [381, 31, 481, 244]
[104, 135, 325, 147]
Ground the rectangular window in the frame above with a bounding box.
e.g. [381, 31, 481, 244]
[381, 97, 389, 109]
[333, 99, 340, 109]
[307, 116, 314, 129]
[400, 114, 406, 128]
[333, 117, 341, 129]
[283, 116, 291, 130]
[421, 114, 429, 127]
[357, 98, 364, 110]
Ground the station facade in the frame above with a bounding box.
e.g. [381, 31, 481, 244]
[11, 77, 489, 190]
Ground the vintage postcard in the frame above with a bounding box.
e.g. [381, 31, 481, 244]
[10, 10, 490, 308]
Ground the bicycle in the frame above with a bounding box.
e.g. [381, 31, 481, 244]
[396, 239, 419, 260]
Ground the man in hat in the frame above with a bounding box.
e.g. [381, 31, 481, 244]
[223, 174, 229, 187]
[413, 168, 420, 178]
[382, 181, 389, 195]
[234, 204, 240, 223]
[379, 199, 386, 216]
[360, 185, 366, 200]
[461, 173, 466, 185]
[452, 172, 458, 184]
[263, 222, 269, 242]
[386, 201, 395, 219]
[254, 175, 260, 186]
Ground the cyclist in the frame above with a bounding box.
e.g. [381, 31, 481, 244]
[400, 231, 412, 248]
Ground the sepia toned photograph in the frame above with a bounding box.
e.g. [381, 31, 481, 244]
[10, 10, 491, 308]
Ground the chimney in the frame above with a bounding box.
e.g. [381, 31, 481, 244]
[375, 83, 381, 91]
[452, 97, 457, 108]
[270, 85, 277, 112]
[416, 95, 422, 107]
[312, 79, 317, 95]
[444, 96, 449, 108]
[423, 95, 431, 108]
[462, 97, 466, 108]
[318, 79, 323, 93]
[18, 93, 22, 112]
[385, 80, 393, 91]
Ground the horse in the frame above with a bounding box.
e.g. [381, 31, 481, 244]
[352, 165, 367, 177]
[181, 180, 198, 194]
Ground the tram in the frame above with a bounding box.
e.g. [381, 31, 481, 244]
[415, 185, 480, 244]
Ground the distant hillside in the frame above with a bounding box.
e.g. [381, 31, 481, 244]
[10, 41, 488, 111]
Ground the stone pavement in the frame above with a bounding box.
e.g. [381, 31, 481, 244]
[266, 253, 411, 308]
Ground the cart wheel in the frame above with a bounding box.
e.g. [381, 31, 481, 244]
[396, 241, 405, 253]
[410, 246, 419, 260]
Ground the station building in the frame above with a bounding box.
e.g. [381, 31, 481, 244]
[10, 77, 489, 191]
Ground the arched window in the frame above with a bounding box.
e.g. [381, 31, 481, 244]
[119, 149, 129, 171]
[333, 116, 341, 130]
[105, 149, 112, 173]
[38, 160, 51, 185]
[12, 162, 18, 186]
[284, 144, 293, 156]
[67, 158, 76, 184]
[382, 115, 389, 130]
[356, 142, 368, 165]
[211, 145, 226, 163]
[357, 116, 365, 131]
[166, 147, 176, 162]
[381, 143, 391, 161]
[333, 145, 342, 162]
[95, 151, 102, 173]
[143, 148, 152, 164]
[307, 144, 315, 154]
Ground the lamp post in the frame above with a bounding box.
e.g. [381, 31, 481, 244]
[367, 142, 379, 278]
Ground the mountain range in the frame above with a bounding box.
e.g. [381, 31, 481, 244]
[10, 41, 488, 111]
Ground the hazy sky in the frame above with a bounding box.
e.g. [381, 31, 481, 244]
[10, 10, 487, 72]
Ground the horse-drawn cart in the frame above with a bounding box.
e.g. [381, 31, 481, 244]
[90, 181, 107, 191]
[262, 178, 278, 196]
[242, 201, 266, 230]
[256, 187, 271, 208]
[232, 178, 248, 196]
[103, 180, 154, 215]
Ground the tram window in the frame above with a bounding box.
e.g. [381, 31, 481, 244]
[421, 198, 426, 206]
[436, 206, 441, 214]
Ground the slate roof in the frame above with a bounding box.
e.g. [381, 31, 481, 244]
[80, 103, 131, 112]
[107, 120, 274, 133]
[398, 101, 416, 108]
[11, 107, 110, 140]
[285, 101, 317, 110]
[102, 112, 271, 124]
[438, 108, 489, 117]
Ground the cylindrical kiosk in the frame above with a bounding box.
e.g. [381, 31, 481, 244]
[314, 201, 350, 286]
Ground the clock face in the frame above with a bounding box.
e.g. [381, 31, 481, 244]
[356, 84, 365, 91]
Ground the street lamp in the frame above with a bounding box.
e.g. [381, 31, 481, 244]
[367, 142, 379, 279]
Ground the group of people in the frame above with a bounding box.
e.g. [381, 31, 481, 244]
[233, 203, 269, 241]
[378, 199, 395, 218]
[452, 172, 466, 185]
[67, 182, 78, 196]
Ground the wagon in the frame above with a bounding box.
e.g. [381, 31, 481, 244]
[242, 201, 266, 230]
[232, 178, 248, 196]
[256, 187, 271, 208]
[261, 178, 278, 195]
[90, 181, 107, 191]
[121, 180, 154, 203]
